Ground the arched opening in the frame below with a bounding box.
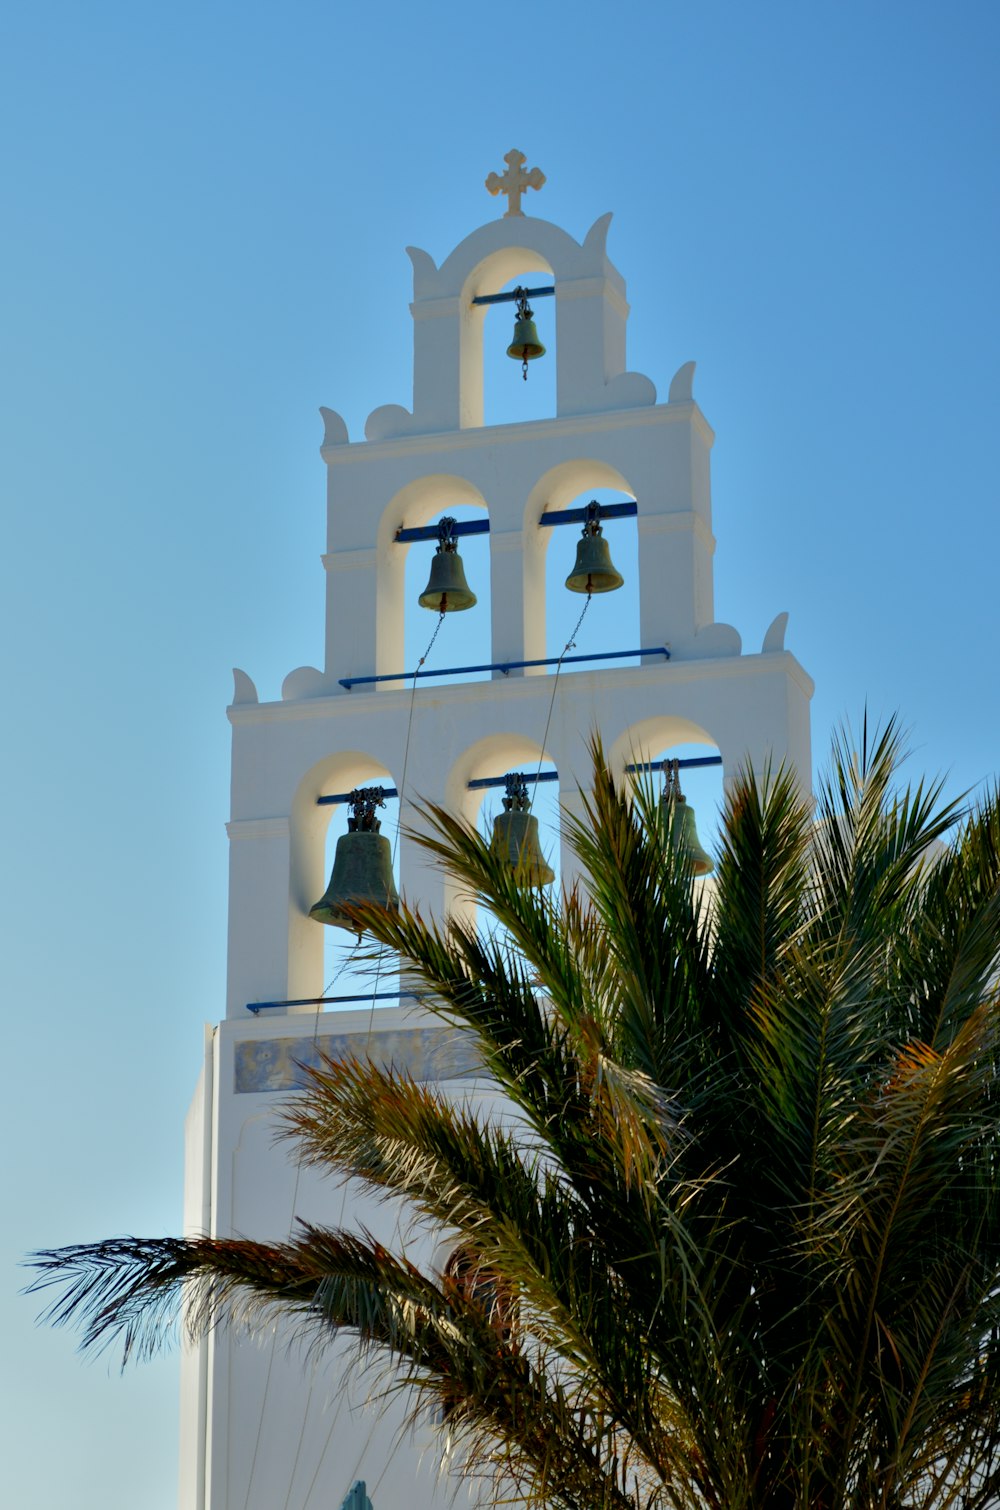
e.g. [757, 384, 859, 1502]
[522, 460, 642, 675]
[403, 503, 492, 686]
[455, 243, 557, 431]
[543, 486, 640, 671]
[481, 273, 556, 428]
[475, 761, 561, 893]
[609, 716, 726, 887]
[377, 474, 491, 687]
[445, 733, 561, 933]
[306, 757, 403, 1012]
[443, 1244, 516, 1339]
[647, 743, 724, 884]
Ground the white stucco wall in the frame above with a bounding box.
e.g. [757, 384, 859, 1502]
[181, 1006, 506, 1510]
[183, 204, 814, 1510]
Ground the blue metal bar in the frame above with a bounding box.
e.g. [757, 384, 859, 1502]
[316, 756, 720, 806]
[314, 758, 720, 809]
[395, 518, 490, 544]
[471, 284, 555, 306]
[317, 787, 399, 806]
[246, 991, 419, 1015]
[319, 772, 565, 803]
[626, 756, 723, 774]
[468, 770, 560, 791]
[539, 500, 637, 526]
[339, 645, 669, 689]
[394, 501, 637, 544]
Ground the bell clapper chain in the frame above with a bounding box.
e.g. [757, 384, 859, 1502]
[581, 502, 601, 592]
[516, 290, 531, 380]
[663, 757, 694, 812]
[417, 606, 446, 667]
[506, 285, 546, 379]
[436, 515, 459, 611]
[567, 586, 592, 643]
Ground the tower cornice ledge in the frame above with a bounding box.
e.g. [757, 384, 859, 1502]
[227, 650, 813, 726]
[322, 400, 715, 466]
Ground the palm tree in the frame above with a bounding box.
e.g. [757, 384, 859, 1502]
[29, 720, 1000, 1510]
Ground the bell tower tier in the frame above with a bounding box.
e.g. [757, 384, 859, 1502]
[183, 164, 813, 1510]
[321, 388, 717, 690]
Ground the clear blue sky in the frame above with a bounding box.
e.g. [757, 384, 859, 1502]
[3, 3, 997, 1506]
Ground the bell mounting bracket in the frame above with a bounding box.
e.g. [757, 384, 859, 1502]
[470, 283, 554, 307]
[502, 772, 531, 812]
[436, 516, 459, 553]
[347, 786, 386, 832]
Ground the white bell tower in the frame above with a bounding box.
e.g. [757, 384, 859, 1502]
[180, 157, 813, 1510]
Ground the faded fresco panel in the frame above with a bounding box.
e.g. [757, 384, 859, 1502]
[235, 1025, 480, 1093]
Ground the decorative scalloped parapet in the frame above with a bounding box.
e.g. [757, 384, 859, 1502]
[319, 406, 349, 449]
[231, 668, 258, 705]
[361, 213, 656, 438]
[669, 622, 743, 660]
[364, 403, 414, 444]
[281, 666, 330, 701]
[404, 243, 439, 296]
[762, 612, 789, 653]
[668, 361, 696, 403]
[603, 371, 657, 408]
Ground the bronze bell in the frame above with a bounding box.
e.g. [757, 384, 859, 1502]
[489, 773, 555, 888]
[418, 516, 477, 613]
[506, 287, 545, 379]
[310, 787, 401, 933]
[659, 760, 714, 876]
[565, 501, 624, 595]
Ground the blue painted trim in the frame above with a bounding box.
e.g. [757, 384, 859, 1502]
[538, 500, 637, 526]
[626, 756, 723, 773]
[246, 991, 419, 1014]
[317, 788, 399, 806]
[395, 518, 491, 543]
[471, 284, 555, 306]
[339, 645, 669, 689]
[467, 770, 560, 791]
[394, 501, 635, 544]
[315, 750, 716, 806]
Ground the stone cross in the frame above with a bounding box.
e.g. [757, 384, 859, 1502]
[485, 149, 546, 218]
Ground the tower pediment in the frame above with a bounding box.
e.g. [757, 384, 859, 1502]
[408, 211, 622, 301]
[364, 210, 656, 441]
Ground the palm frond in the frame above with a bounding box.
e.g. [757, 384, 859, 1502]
[27, 721, 1000, 1510]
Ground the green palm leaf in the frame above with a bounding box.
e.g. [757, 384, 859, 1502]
[27, 718, 1000, 1510]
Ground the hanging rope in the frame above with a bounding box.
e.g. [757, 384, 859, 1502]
[394, 609, 445, 858]
[292, 608, 448, 1510]
[510, 592, 592, 876]
[248, 611, 446, 1510]
[279, 1351, 322, 1509]
[535, 592, 592, 788]
[317, 610, 446, 1003]
[362, 607, 444, 1040]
